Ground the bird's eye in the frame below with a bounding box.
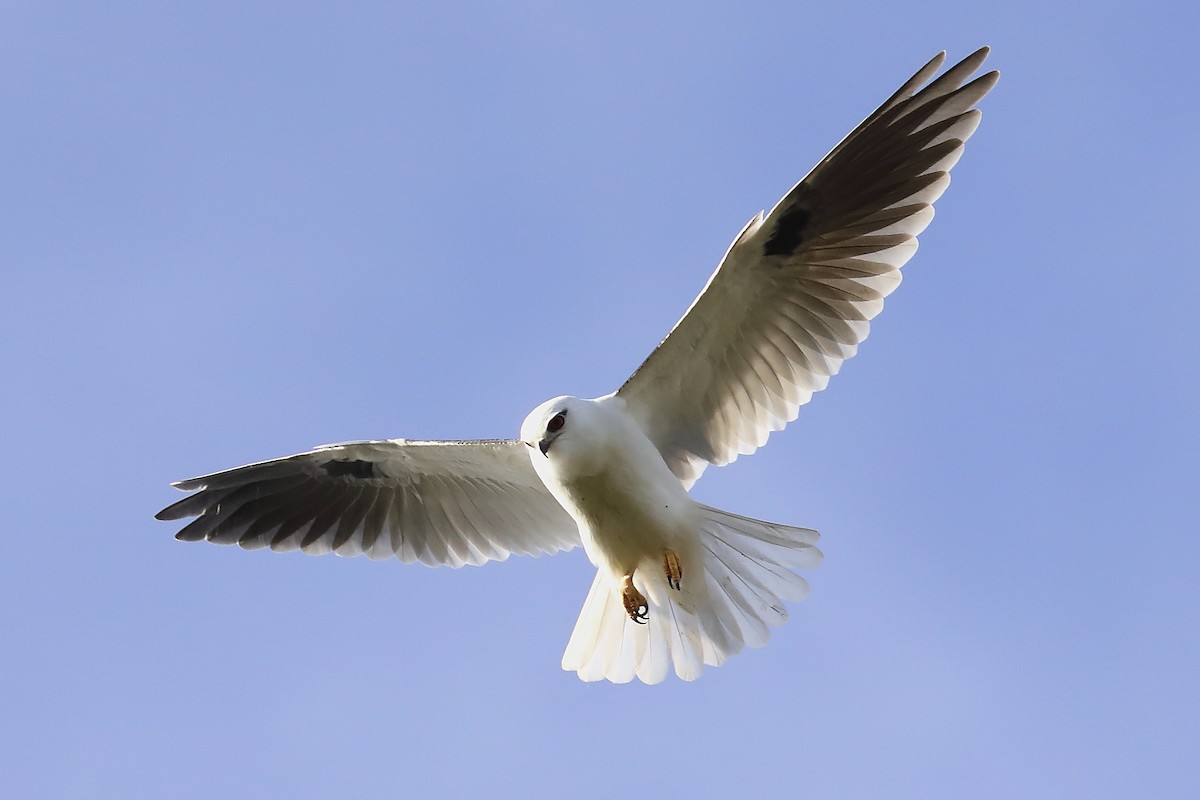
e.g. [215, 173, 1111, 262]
[547, 412, 566, 433]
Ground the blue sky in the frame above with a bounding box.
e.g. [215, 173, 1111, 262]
[3, 2, 1198, 797]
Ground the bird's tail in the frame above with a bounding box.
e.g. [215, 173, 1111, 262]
[561, 505, 821, 684]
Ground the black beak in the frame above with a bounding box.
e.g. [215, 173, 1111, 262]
[538, 438, 551, 457]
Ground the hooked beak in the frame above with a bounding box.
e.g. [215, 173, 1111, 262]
[523, 439, 551, 458]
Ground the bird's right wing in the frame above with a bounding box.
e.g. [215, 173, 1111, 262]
[156, 438, 579, 567]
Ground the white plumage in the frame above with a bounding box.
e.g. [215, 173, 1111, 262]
[157, 49, 997, 683]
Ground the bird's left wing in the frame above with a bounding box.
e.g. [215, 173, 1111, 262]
[156, 438, 579, 567]
[617, 48, 998, 487]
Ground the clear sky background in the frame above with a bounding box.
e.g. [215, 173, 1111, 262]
[3, 2, 1197, 798]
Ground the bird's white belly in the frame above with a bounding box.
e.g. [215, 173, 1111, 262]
[552, 455, 700, 592]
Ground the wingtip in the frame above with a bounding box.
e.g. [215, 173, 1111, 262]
[155, 504, 183, 521]
[956, 46, 992, 74]
[971, 69, 1002, 92]
[926, 50, 948, 70]
[156, 488, 199, 520]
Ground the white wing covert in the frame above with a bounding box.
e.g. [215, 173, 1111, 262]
[156, 438, 579, 567]
[617, 48, 998, 486]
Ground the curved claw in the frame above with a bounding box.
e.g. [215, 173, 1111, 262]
[663, 549, 683, 591]
[620, 574, 649, 624]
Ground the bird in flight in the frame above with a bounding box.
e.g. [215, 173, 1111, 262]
[158, 48, 997, 684]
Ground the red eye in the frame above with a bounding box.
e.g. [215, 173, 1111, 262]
[547, 413, 566, 433]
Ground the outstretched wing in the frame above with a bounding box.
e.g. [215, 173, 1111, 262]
[156, 438, 579, 567]
[617, 48, 998, 486]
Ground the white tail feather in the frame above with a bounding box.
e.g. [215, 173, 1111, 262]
[561, 505, 821, 684]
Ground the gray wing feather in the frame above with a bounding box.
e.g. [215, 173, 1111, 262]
[156, 438, 579, 567]
[617, 48, 998, 486]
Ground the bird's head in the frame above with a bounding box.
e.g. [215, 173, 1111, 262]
[520, 396, 580, 459]
[522, 395, 622, 474]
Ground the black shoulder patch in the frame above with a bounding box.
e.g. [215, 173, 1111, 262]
[762, 204, 812, 257]
[321, 459, 377, 479]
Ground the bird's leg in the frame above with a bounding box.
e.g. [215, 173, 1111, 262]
[620, 573, 649, 624]
[663, 549, 683, 591]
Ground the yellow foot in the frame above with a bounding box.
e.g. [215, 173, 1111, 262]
[621, 574, 649, 624]
[663, 549, 683, 591]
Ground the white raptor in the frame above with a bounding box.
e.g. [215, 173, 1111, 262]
[157, 49, 998, 684]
